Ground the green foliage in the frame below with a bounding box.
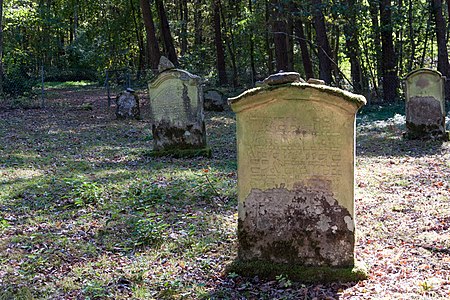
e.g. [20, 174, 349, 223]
[62, 177, 104, 207]
[82, 281, 110, 299]
[133, 214, 170, 247]
[0, 286, 34, 300]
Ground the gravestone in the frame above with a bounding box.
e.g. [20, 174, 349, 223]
[404, 68, 448, 140]
[204, 89, 227, 111]
[229, 72, 366, 279]
[148, 66, 209, 156]
[115, 88, 140, 120]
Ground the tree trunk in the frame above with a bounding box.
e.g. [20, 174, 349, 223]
[213, 0, 227, 85]
[287, 4, 294, 71]
[369, 0, 382, 86]
[273, 20, 289, 72]
[249, 0, 256, 84]
[343, 0, 364, 93]
[155, 0, 179, 66]
[131, 0, 145, 78]
[420, 3, 432, 68]
[432, 0, 449, 75]
[294, 16, 314, 80]
[193, 0, 203, 47]
[380, 0, 398, 102]
[407, 0, 415, 72]
[139, 0, 160, 70]
[311, 0, 333, 84]
[432, 0, 450, 99]
[180, 0, 188, 55]
[265, 0, 274, 74]
[219, 0, 238, 87]
[0, 0, 3, 96]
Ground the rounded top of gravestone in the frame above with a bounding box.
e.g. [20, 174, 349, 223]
[228, 82, 367, 113]
[158, 56, 175, 73]
[262, 71, 306, 86]
[405, 68, 446, 81]
[126, 88, 135, 93]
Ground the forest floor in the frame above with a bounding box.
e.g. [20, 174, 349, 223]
[0, 85, 449, 299]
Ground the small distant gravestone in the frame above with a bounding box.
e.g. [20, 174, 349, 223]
[228, 72, 367, 281]
[115, 88, 140, 120]
[148, 62, 209, 157]
[404, 68, 448, 140]
[158, 56, 175, 73]
[204, 89, 227, 111]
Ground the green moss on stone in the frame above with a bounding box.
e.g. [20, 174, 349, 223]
[144, 147, 212, 158]
[226, 259, 368, 283]
[228, 83, 367, 113]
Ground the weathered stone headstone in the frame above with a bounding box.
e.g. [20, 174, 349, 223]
[204, 89, 227, 111]
[158, 56, 175, 73]
[115, 88, 140, 119]
[148, 67, 209, 156]
[404, 68, 448, 140]
[229, 72, 366, 280]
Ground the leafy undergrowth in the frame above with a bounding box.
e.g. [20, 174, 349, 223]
[0, 90, 449, 299]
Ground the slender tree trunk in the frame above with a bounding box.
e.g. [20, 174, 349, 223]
[219, 0, 238, 87]
[369, 0, 382, 86]
[265, 0, 274, 74]
[287, 4, 294, 71]
[380, 0, 398, 102]
[294, 16, 314, 79]
[332, 24, 341, 85]
[194, 0, 203, 47]
[395, 0, 404, 77]
[311, 0, 333, 84]
[432, 0, 450, 99]
[432, 0, 449, 75]
[273, 20, 289, 72]
[140, 0, 160, 70]
[249, 0, 256, 84]
[420, 4, 432, 67]
[131, 0, 145, 77]
[0, 0, 3, 97]
[180, 0, 188, 55]
[343, 0, 364, 93]
[407, 0, 415, 72]
[213, 0, 227, 85]
[155, 0, 179, 66]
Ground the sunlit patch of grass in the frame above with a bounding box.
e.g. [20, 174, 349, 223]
[44, 81, 97, 89]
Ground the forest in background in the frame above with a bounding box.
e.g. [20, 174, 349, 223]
[0, 0, 450, 102]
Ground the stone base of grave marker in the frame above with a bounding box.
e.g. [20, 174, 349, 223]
[405, 97, 448, 140]
[238, 184, 355, 267]
[151, 119, 211, 157]
[115, 90, 140, 120]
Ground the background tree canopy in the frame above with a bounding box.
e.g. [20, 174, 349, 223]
[1, 0, 449, 102]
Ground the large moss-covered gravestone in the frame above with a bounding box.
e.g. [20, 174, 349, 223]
[148, 63, 209, 157]
[228, 72, 367, 281]
[404, 68, 448, 140]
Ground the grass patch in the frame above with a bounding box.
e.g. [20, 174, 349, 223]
[44, 81, 97, 89]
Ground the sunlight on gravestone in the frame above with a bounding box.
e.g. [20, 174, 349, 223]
[229, 72, 367, 280]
